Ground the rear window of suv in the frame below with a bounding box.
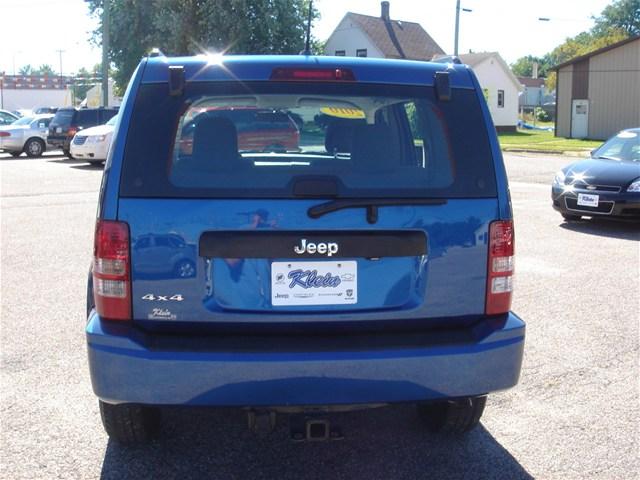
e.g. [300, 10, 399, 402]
[77, 109, 101, 125]
[121, 82, 496, 199]
[51, 109, 74, 127]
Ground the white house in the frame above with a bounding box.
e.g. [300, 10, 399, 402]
[456, 52, 524, 131]
[324, 1, 444, 61]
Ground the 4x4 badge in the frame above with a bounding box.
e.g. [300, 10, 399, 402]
[141, 294, 184, 302]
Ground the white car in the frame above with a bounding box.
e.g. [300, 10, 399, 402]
[70, 115, 117, 164]
[0, 114, 54, 157]
[0, 109, 20, 126]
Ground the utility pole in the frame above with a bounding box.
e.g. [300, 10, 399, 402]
[303, 0, 313, 55]
[12, 52, 21, 76]
[56, 49, 65, 84]
[102, 0, 110, 107]
[454, 0, 460, 56]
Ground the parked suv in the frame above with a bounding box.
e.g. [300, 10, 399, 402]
[87, 54, 525, 444]
[48, 107, 118, 157]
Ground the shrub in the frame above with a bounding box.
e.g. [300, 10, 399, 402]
[535, 107, 550, 122]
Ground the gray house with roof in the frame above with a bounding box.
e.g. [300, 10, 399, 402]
[324, 1, 444, 61]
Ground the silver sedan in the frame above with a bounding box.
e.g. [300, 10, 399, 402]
[0, 114, 54, 157]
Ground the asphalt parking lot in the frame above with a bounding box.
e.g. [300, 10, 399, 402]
[1, 151, 638, 479]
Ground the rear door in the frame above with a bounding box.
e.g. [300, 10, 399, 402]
[117, 80, 500, 328]
[48, 109, 74, 141]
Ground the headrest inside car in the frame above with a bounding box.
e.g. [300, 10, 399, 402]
[351, 124, 394, 171]
[192, 116, 238, 170]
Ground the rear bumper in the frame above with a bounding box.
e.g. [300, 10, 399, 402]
[0, 137, 24, 151]
[47, 136, 70, 149]
[87, 312, 525, 406]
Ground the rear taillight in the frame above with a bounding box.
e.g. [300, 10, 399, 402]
[93, 220, 131, 321]
[485, 220, 514, 315]
[0, 131, 10, 137]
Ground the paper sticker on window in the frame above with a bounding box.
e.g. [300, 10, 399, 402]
[320, 107, 365, 119]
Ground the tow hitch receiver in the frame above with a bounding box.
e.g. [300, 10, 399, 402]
[290, 415, 343, 442]
[247, 410, 277, 434]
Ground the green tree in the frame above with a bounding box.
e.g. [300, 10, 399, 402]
[510, 55, 553, 78]
[592, 0, 640, 36]
[18, 64, 34, 75]
[36, 64, 56, 76]
[545, 28, 629, 90]
[86, 0, 319, 92]
[510, 56, 535, 77]
[72, 67, 97, 104]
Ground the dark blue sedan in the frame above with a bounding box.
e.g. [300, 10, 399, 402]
[552, 128, 640, 222]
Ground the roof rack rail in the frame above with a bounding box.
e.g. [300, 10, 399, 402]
[148, 48, 165, 58]
[431, 55, 463, 65]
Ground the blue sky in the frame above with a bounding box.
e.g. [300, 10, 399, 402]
[0, 0, 614, 75]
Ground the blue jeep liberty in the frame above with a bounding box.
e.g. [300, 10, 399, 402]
[87, 53, 525, 443]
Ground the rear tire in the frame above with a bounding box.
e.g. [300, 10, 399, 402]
[417, 396, 487, 434]
[99, 401, 161, 444]
[25, 138, 45, 158]
[561, 213, 581, 221]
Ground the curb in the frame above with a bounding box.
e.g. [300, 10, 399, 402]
[501, 148, 590, 157]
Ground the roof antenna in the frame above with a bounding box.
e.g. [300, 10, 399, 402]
[302, 0, 313, 55]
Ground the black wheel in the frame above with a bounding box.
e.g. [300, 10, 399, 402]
[87, 160, 105, 167]
[99, 400, 161, 444]
[417, 396, 487, 434]
[561, 213, 581, 221]
[24, 138, 45, 158]
[9, 151, 22, 158]
[63, 148, 73, 159]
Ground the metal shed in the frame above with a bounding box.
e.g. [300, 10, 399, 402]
[554, 36, 640, 140]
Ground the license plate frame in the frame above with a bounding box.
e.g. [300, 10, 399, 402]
[577, 193, 599, 207]
[271, 261, 357, 306]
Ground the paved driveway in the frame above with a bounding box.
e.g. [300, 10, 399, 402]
[1, 152, 638, 479]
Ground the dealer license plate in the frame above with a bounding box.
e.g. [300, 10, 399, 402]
[577, 193, 599, 207]
[271, 261, 357, 306]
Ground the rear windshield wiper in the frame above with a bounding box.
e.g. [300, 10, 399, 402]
[308, 198, 448, 224]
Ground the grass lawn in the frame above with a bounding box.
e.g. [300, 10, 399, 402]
[498, 129, 603, 153]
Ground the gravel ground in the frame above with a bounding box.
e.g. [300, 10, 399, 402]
[1, 152, 638, 479]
